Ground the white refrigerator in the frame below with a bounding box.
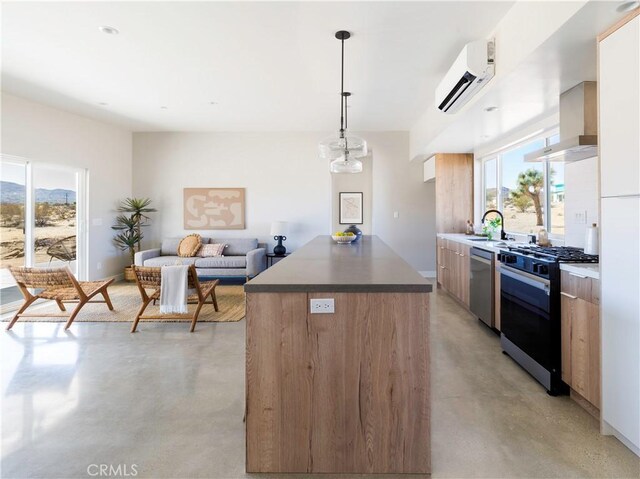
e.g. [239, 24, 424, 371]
[599, 14, 640, 455]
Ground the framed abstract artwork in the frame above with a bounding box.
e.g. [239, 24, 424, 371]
[183, 188, 245, 230]
[339, 192, 363, 225]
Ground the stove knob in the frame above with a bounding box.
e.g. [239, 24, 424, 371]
[533, 263, 540, 273]
[506, 254, 517, 264]
[538, 264, 548, 275]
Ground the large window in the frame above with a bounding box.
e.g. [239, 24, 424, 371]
[1, 157, 86, 311]
[481, 131, 564, 236]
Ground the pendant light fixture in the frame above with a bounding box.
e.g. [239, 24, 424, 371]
[318, 30, 368, 173]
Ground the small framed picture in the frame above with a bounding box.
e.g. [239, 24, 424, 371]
[339, 192, 363, 225]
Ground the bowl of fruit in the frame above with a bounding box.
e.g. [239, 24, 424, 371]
[332, 232, 356, 244]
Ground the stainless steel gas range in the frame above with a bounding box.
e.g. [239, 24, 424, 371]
[497, 246, 598, 395]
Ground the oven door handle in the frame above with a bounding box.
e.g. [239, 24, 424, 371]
[501, 265, 551, 294]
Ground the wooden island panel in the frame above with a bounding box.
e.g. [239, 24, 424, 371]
[246, 291, 430, 474]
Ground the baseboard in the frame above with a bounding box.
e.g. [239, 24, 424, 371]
[602, 420, 640, 457]
[109, 273, 125, 282]
[419, 270, 436, 278]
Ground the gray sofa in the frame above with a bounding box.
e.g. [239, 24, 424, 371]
[134, 237, 266, 279]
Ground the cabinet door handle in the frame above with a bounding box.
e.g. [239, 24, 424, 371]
[569, 272, 588, 279]
[561, 292, 577, 299]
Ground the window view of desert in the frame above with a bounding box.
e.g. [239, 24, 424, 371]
[0, 163, 77, 291]
[483, 134, 564, 236]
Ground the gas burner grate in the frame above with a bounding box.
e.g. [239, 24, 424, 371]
[506, 245, 599, 263]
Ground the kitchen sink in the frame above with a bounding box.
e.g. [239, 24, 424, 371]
[467, 237, 509, 247]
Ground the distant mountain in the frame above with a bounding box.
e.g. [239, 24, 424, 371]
[1, 181, 76, 204]
[1, 181, 24, 203]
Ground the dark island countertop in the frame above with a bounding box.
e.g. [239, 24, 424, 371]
[244, 235, 432, 293]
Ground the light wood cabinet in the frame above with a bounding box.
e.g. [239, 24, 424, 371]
[458, 244, 470, 307]
[561, 271, 600, 410]
[437, 238, 446, 286]
[436, 238, 470, 308]
[434, 154, 474, 233]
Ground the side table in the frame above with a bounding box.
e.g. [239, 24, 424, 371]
[265, 253, 290, 269]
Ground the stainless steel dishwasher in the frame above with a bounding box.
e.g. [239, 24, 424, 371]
[470, 247, 494, 328]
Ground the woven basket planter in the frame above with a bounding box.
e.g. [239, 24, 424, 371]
[124, 266, 136, 282]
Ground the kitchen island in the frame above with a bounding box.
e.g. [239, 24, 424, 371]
[244, 235, 432, 474]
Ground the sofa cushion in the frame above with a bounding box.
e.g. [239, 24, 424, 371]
[209, 238, 258, 256]
[178, 234, 202, 257]
[160, 238, 181, 256]
[143, 256, 197, 267]
[194, 256, 247, 268]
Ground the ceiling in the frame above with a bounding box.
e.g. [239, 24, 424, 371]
[1, 1, 514, 132]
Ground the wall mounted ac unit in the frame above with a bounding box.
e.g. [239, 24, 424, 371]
[435, 40, 495, 114]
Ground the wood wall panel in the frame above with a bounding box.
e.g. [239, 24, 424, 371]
[245, 292, 312, 472]
[246, 291, 430, 474]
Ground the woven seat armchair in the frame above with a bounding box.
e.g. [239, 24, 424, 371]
[46, 235, 77, 263]
[6, 266, 114, 330]
[131, 265, 220, 333]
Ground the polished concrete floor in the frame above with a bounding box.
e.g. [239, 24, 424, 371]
[2, 285, 639, 479]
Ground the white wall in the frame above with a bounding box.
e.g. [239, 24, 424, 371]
[132, 132, 331, 254]
[564, 156, 599, 248]
[132, 131, 434, 272]
[331, 154, 373, 234]
[370, 132, 434, 272]
[1, 93, 133, 280]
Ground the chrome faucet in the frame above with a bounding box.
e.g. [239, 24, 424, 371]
[481, 209, 507, 240]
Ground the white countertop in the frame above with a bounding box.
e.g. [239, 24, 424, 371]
[438, 233, 600, 280]
[559, 263, 600, 280]
[436, 233, 522, 254]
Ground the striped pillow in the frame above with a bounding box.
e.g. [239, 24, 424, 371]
[197, 243, 226, 257]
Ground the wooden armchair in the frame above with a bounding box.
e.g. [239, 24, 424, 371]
[6, 266, 114, 330]
[131, 265, 220, 333]
[46, 236, 77, 263]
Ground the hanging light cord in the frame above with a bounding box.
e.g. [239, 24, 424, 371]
[339, 36, 345, 139]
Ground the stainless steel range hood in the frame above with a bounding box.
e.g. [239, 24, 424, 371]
[525, 81, 598, 162]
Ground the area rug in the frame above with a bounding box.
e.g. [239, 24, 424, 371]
[1, 283, 245, 324]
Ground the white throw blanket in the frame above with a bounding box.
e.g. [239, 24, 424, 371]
[160, 265, 189, 314]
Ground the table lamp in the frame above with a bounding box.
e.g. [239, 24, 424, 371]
[270, 221, 289, 255]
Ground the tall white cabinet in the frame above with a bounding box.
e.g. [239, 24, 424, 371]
[598, 13, 640, 455]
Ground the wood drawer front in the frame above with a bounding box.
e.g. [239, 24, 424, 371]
[561, 271, 599, 304]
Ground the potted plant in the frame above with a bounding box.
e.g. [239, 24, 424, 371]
[482, 216, 502, 241]
[112, 198, 156, 281]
